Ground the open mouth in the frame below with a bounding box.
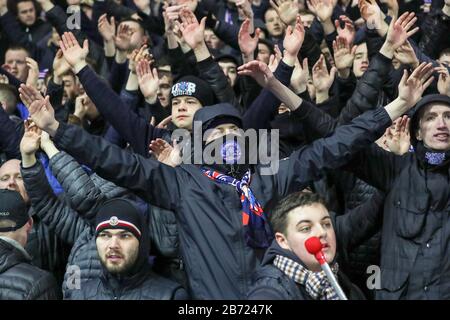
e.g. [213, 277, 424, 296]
[434, 133, 450, 141]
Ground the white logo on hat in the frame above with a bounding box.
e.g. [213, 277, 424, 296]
[171, 82, 196, 97]
[0, 211, 10, 216]
[109, 216, 119, 226]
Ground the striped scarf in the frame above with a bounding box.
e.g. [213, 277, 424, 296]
[201, 168, 273, 248]
[273, 255, 341, 300]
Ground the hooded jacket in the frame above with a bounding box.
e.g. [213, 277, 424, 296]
[247, 192, 385, 300]
[51, 102, 392, 299]
[348, 95, 450, 299]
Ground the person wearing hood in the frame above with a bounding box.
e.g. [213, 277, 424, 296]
[67, 198, 188, 300]
[19, 34, 425, 299]
[343, 93, 450, 300]
[248, 190, 386, 300]
[0, 189, 60, 300]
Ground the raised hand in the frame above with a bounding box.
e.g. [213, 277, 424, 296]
[238, 19, 260, 59]
[307, 0, 335, 22]
[358, 0, 384, 31]
[237, 60, 276, 88]
[290, 57, 309, 94]
[394, 41, 419, 68]
[149, 138, 182, 167]
[128, 44, 152, 73]
[385, 12, 418, 51]
[156, 115, 173, 129]
[283, 15, 305, 62]
[333, 36, 356, 77]
[312, 54, 337, 94]
[270, 0, 300, 26]
[98, 14, 116, 42]
[380, 0, 399, 18]
[236, 0, 254, 20]
[385, 115, 410, 155]
[20, 119, 42, 156]
[39, 130, 55, 152]
[25, 57, 39, 89]
[398, 62, 434, 108]
[19, 84, 58, 135]
[136, 59, 160, 103]
[435, 64, 450, 96]
[59, 32, 89, 73]
[74, 94, 90, 120]
[176, 8, 207, 50]
[335, 15, 355, 46]
[52, 49, 71, 78]
[115, 23, 133, 51]
[268, 45, 283, 72]
[164, 4, 186, 34]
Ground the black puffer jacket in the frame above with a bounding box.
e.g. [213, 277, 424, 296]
[67, 268, 188, 300]
[21, 152, 187, 297]
[49, 151, 187, 289]
[66, 198, 188, 300]
[0, 238, 60, 300]
[21, 159, 93, 296]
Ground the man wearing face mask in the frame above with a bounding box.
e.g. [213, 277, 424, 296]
[66, 198, 188, 300]
[20, 43, 423, 299]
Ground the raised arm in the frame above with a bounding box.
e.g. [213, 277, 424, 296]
[19, 84, 182, 211]
[58, 31, 165, 156]
[20, 124, 89, 246]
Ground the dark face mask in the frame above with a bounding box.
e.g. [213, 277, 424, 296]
[203, 133, 251, 179]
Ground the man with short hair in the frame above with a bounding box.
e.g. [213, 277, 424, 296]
[247, 191, 384, 300]
[0, 189, 60, 300]
[3, 46, 30, 83]
[0, 83, 19, 116]
[0, 159, 69, 282]
[66, 198, 188, 300]
[0, 0, 52, 45]
[345, 94, 450, 299]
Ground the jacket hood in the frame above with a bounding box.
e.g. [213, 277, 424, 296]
[192, 103, 243, 133]
[261, 240, 308, 269]
[409, 94, 450, 147]
[0, 238, 30, 274]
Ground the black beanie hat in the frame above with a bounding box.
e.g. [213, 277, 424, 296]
[95, 198, 144, 240]
[409, 94, 450, 146]
[170, 75, 215, 107]
[0, 189, 29, 232]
